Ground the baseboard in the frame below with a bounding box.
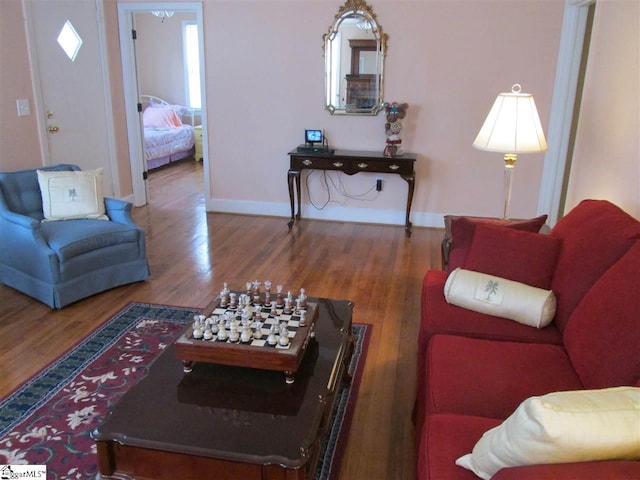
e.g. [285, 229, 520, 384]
[205, 198, 446, 229]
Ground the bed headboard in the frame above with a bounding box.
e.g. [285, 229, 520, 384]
[140, 94, 199, 126]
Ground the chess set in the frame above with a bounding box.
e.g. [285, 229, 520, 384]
[174, 281, 319, 384]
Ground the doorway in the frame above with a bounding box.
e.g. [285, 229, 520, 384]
[117, 2, 209, 207]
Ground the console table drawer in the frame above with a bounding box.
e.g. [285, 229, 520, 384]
[291, 156, 414, 176]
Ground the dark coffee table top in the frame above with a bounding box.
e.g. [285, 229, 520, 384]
[92, 297, 354, 469]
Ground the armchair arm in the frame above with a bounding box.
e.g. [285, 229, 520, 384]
[104, 197, 136, 225]
[0, 208, 40, 230]
[0, 211, 59, 282]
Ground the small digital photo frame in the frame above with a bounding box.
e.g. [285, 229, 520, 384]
[305, 129, 323, 145]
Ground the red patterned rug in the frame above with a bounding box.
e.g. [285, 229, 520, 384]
[0, 302, 370, 479]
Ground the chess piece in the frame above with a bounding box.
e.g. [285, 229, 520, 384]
[193, 324, 204, 339]
[210, 317, 219, 335]
[229, 292, 237, 309]
[299, 310, 307, 327]
[295, 298, 303, 314]
[276, 285, 284, 307]
[203, 326, 213, 340]
[283, 298, 292, 315]
[217, 327, 228, 342]
[254, 320, 264, 339]
[278, 325, 290, 346]
[228, 324, 240, 343]
[267, 325, 278, 346]
[264, 280, 272, 304]
[241, 325, 252, 343]
[298, 288, 307, 309]
[219, 290, 228, 308]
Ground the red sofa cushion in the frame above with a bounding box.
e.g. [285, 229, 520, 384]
[563, 241, 640, 388]
[550, 199, 640, 331]
[448, 215, 547, 271]
[491, 461, 640, 480]
[463, 224, 561, 289]
[418, 413, 500, 480]
[425, 334, 582, 419]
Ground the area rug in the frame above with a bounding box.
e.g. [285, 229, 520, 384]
[0, 302, 370, 479]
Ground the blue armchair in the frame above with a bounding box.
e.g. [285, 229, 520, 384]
[0, 164, 150, 308]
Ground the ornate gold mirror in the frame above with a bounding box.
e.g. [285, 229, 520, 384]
[323, 0, 387, 115]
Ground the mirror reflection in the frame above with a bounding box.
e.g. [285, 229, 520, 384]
[324, 1, 387, 115]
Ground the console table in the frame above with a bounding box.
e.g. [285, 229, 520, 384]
[288, 149, 417, 236]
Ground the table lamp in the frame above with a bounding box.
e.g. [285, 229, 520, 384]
[473, 84, 547, 219]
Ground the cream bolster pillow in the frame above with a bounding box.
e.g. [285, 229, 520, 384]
[444, 268, 556, 328]
[455, 386, 640, 480]
[37, 168, 108, 221]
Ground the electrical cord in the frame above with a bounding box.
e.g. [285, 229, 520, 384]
[305, 170, 379, 211]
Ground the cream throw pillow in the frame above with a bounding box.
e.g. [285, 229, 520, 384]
[455, 387, 640, 480]
[444, 268, 556, 328]
[37, 168, 108, 221]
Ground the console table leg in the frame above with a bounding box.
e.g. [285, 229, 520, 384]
[287, 170, 299, 230]
[402, 174, 415, 237]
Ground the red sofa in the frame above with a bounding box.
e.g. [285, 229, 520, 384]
[416, 200, 640, 479]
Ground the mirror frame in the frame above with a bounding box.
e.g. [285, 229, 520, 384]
[323, 0, 388, 115]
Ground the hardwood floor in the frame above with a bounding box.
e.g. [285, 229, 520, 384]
[0, 160, 444, 479]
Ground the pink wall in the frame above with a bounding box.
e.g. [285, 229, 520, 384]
[0, 0, 41, 171]
[2, 1, 635, 224]
[567, 0, 639, 218]
[204, 1, 564, 222]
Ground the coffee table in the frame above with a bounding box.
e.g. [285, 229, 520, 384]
[91, 297, 354, 480]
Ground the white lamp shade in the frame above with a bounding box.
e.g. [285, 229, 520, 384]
[473, 85, 548, 154]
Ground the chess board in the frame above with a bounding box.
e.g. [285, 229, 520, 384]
[174, 294, 319, 383]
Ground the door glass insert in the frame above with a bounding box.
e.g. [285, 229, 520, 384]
[57, 20, 83, 62]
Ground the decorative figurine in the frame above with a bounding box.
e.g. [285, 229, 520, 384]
[383, 101, 409, 157]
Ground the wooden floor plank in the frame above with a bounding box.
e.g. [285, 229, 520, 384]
[0, 160, 444, 479]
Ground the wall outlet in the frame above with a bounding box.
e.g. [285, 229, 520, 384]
[376, 178, 383, 192]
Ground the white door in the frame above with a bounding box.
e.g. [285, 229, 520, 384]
[25, 0, 116, 195]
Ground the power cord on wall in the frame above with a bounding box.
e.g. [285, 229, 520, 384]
[305, 170, 379, 211]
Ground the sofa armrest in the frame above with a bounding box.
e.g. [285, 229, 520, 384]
[104, 197, 136, 225]
[491, 460, 640, 480]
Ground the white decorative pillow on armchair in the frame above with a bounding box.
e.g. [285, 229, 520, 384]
[37, 168, 109, 221]
[444, 268, 556, 328]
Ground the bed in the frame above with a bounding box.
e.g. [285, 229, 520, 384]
[141, 95, 196, 170]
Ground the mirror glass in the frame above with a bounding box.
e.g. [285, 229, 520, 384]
[324, 1, 387, 115]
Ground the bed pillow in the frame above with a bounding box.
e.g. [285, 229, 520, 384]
[464, 224, 562, 289]
[142, 106, 183, 128]
[448, 215, 548, 270]
[444, 268, 556, 328]
[37, 168, 108, 221]
[455, 387, 640, 480]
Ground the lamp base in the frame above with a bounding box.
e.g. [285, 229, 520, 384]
[502, 153, 518, 219]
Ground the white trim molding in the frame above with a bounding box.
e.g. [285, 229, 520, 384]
[537, 0, 596, 226]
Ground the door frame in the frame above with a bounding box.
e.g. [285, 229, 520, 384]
[23, 0, 120, 195]
[117, 1, 209, 207]
[536, 0, 595, 225]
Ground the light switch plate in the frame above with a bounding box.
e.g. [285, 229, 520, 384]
[16, 99, 31, 117]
